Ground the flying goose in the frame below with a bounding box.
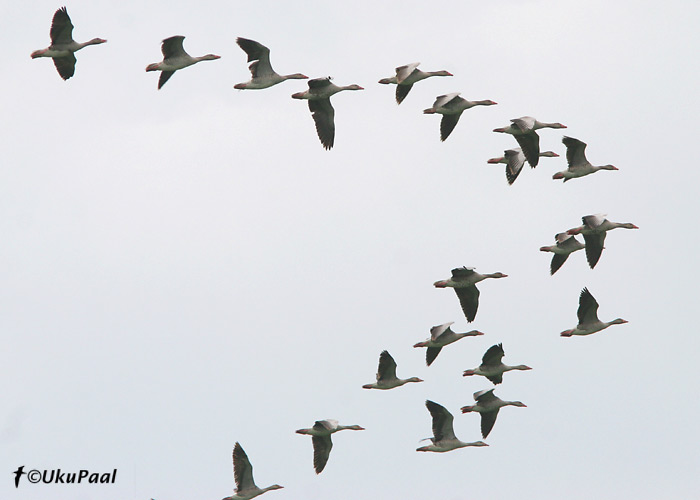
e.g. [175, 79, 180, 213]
[461, 388, 527, 439]
[362, 350, 423, 389]
[417, 400, 488, 452]
[31, 7, 107, 80]
[433, 267, 508, 323]
[221, 442, 283, 500]
[378, 62, 452, 104]
[560, 288, 628, 337]
[233, 37, 307, 89]
[493, 116, 567, 167]
[146, 36, 220, 89]
[462, 344, 532, 385]
[413, 322, 484, 366]
[295, 419, 364, 474]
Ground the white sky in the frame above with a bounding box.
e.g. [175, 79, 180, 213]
[2, 1, 699, 499]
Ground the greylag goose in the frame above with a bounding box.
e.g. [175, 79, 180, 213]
[460, 388, 526, 438]
[560, 288, 628, 337]
[493, 116, 567, 167]
[463, 344, 531, 385]
[416, 400, 488, 452]
[539, 232, 585, 275]
[295, 419, 364, 474]
[433, 267, 508, 323]
[146, 36, 220, 89]
[31, 7, 106, 80]
[362, 350, 423, 389]
[567, 214, 638, 268]
[292, 77, 364, 150]
[413, 322, 484, 366]
[424, 93, 497, 141]
[553, 136, 618, 181]
[222, 443, 283, 500]
[378, 62, 452, 104]
[488, 148, 559, 185]
[233, 37, 307, 89]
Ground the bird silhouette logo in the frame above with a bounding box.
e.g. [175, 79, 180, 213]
[13, 466, 26, 487]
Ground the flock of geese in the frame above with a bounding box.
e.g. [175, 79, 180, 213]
[31, 7, 638, 499]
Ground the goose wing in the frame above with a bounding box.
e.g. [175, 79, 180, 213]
[455, 285, 479, 323]
[161, 35, 187, 59]
[236, 37, 274, 78]
[312, 435, 333, 474]
[395, 83, 413, 104]
[504, 149, 526, 185]
[53, 53, 76, 80]
[577, 288, 600, 326]
[481, 344, 504, 367]
[582, 231, 606, 268]
[563, 136, 588, 168]
[50, 7, 74, 45]
[480, 409, 499, 438]
[550, 253, 570, 275]
[308, 98, 335, 150]
[440, 112, 463, 141]
[425, 346, 443, 367]
[395, 62, 420, 83]
[376, 350, 398, 381]
[514, 131, 540, 167]
[426, 400, 456, 442]
[233, 442, 257, 492]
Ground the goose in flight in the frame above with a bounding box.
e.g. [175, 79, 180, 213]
[493, 116, 567, 167]
[295, 419, 364, 474]
[560, 288, 628, 337]
[567, 214, 638, 268]
[539, 232, 585, 275]
[378, 62, 452, 104]
[146, 36, 220, 89]
[462, 344, 532, 385]
[362, 350, 423, 389]
[461, 388, 527, 439]
[233, 37, 307, 89]
[433, 267, 508, 322]
[221, 442, 283, 500]
[31, 7, 107, 80]
[553, 136, 618, 181]
[413, 322, 484, 366]
[487, 148, 559, 185]
[424, 93, 497, 141]
[292, 77, 364, 150]
[417, 400, 488, 452]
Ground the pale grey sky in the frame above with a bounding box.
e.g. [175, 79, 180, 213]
[2, 1, 699, 499]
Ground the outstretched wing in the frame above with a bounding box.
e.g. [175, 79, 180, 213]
[455, 285, 479, 322]
[308, 98, 335, 150]
[440, 112, 462, 141]
[50, 7, 74, 45]
[395, 83, 413, 104]
[53, 53, 76, 80]
[312, 435, 333, 474]
[377, 350, 397, 381]
[232, 442, 257, 492]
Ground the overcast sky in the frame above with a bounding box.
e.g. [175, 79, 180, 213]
[2, 1, 699, 499]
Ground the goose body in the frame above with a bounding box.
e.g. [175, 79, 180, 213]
[560, 288, 628, 337]
[433, 267, 508, 323]
[233, 37, 307, 89]
[413, 322, 484, 366]
[295, 419, 364, 474]
[567, 214, 638, 268]
[222, 443, 283, 500]
[292, 77, 364, 150]
[462, 344, 532, 385]
[362, 350, 423, 389]
[488, 148, 559, 185]
[539, 232, 585, 275]
[378, 62, 452, 104]
[417, 400, 488, 452]
[424, 93, 497, 141]
[31, 7, 107, 80]
[493, 116, 567, 167]
[553, 136, 618, 181]
[146, 36, 220, 89]
[460, 388, 527, 438]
